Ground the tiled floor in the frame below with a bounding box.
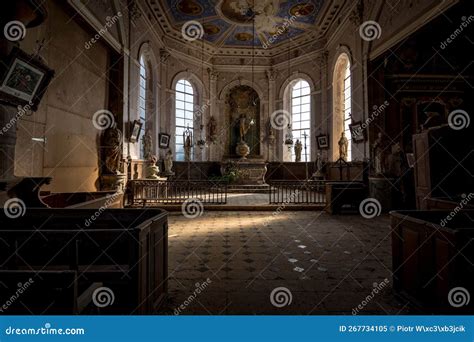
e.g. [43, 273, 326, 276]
[161, 211, 410, 315]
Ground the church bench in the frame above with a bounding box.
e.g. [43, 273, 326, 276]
[390, 210, 474, 313]
[0, 208, 168, 314]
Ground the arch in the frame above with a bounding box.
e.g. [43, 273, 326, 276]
[171, 70, 207, 100]
[280, 73, 314, 162]
[137, 42, 158, 159]
[219, 79, 265, 102]
[278, 72, 315, 100]
[331, 51, 352, 161]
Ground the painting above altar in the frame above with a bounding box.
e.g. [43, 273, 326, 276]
[226, 85, 260, 158]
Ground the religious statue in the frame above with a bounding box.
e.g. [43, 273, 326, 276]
[145, 155, 159, 179]
[207, 116, 217, 143]
[239, 113, 254, 142]
[372, 132, 386, 175]
[315, 152, 324, 177]
[338, 131, 348, 161]
[294, 139, 302, 162]
[142, 131, 153, 160]
[164, 149, 174, 174]
[184, 134, 192, 161]
[103, 124, 123, 174]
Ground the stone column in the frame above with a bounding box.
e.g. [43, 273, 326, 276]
[318, 50, 329, 161]
[266, 68, 276, 161]
[0, 105, 18, 180]
[208, 68, 219, 161]
[159, 48, 170, 159]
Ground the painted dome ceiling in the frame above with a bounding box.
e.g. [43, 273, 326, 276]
[160, 0, 325, 49]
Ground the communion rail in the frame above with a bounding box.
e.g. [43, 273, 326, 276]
[268, 180, 326, 204]
[127, 180, 228, 206]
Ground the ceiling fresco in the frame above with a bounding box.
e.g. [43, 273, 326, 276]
[163, 0, 325, 48]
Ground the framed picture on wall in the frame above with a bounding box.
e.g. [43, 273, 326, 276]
[316, 134, 329, 149]
[159, 133, 170, 148]
[129, 120, 143, 143]
[349, 121, 367, 143]
[0, 47, 54, 111]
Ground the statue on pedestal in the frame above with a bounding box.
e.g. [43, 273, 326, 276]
[164, 149, 174, 175]
[103, 124, 123, 175]
[315, 152, 324, 178]
[145, 155, 159, 179]
[294, 139, 302, 162]
[338, 131, 348, 161]
[372, 132, 386, 175]
[184, 134, 192, 162]
[143, 132, 152, 160]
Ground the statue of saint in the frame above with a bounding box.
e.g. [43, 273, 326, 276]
[103, 125, 123, 174]
[164, 149, 173, 174]
[145, 155, 159, 179]
[143, 132, 153, 160]
[294, 139, 302, 162]
[338, 131, 348, 161]
[238, 113, 253, 142]
[315, 152, 323, 177]
[373, 132, 386, 175]
[207, 116, 217, 143]
[184, 135, 192, 161]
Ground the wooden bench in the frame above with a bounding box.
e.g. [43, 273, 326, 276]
[0, 208, 168, 314]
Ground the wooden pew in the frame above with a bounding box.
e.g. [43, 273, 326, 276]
[0, 208, 168, 315]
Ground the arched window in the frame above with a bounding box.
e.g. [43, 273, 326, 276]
[175, 79, 194, 161]
[343, 62, 352, 161]
[138, 54, 148, 159]
[291, 80, 311, 161]
[332, 53, 352, 161]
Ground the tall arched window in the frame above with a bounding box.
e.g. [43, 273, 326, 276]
[343, 62, 352, 160]
[175, 79, 194, 161]
[138, 54, 148, 159]
[333, 53, 352, 161]
[291, 80, 311, 161]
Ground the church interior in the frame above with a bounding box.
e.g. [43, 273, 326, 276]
[0, 0, 473, 315]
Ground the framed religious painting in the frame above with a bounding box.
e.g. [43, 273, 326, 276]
[159, 133, 170, 148]
[316, 134, 329, 149]
[0, 47, 54, 111]
[349, 121, 367, 143]
[129, 120, 143, 143]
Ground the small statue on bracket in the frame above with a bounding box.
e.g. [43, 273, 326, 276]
[338, 131, 348, 161]
[372, 132, 386, 175]
[294, 139, 302, 162]
[163, 149, 175, 176]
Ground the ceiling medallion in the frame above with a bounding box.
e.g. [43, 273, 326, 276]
[176, 0, 203, 16]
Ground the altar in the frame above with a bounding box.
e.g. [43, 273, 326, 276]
[221, 158, 267, 186]
[220, 84, 268, 187]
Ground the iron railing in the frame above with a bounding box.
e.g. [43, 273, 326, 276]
[268, 180, 326, 204]
[127, 180, 228, 206]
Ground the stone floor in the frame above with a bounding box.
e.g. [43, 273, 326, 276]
[160, 211, 410, 315]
